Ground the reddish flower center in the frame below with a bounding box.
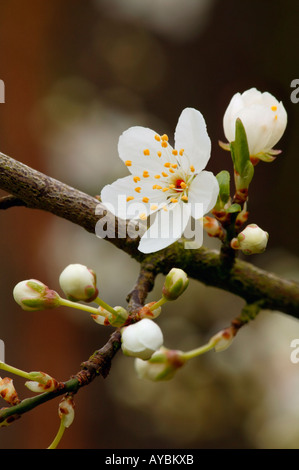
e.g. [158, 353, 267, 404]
[175, 179, 184, 190]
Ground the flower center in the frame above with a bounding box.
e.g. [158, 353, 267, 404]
[175, 178, 185, 190]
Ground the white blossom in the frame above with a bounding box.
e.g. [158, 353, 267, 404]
[121, 318, 163, 360]
[223, 88, 287, 159]
[101, 108, 219, 253]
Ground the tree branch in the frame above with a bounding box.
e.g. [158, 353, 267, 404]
[0, 330, 121, 424]
[1, 152, 298, 317]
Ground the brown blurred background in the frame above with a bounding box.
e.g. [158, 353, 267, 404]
[0, 0, 299, 449]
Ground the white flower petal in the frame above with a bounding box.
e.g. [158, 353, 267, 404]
[101, 175, 167, 220]
[138, 202, 191, 253]
[188, 171, 219, 216]
[121, 319, 163, 360]
[118, 126, 175, 175]
[174, 108, 211, 172]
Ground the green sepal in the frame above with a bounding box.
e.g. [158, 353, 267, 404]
[226, 203, 241, 213]
[215, 170, 230, 208]
[230, 118, 254, 189]
[27, 280, 45, 294]
[22, 298, 46, 309]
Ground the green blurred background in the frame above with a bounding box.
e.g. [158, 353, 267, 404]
[0, 0, 299, 449]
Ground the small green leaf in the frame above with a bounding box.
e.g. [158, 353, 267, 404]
[227, 203, 241, 213]
[230, 119, 254, 189]
[216, 170, 230, 204]
[241, 160, 254, 186]
[231, 118, 250, 176]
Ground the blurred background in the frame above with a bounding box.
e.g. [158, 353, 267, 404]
[0, 0, 299, 449]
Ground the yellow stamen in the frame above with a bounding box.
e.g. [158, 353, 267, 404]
[180, 182, 187, 189]
[181, 195, 188, 201]
[155, 134, 161, 141]
[126, 196, 134, 202]
[171, 163, 178, 168]
[161, 141, 168, 148]
[161, 134, 169, 141]
[163, 205, 168, 211]
[143, 149, 150, 156]
[162, 171, 168, 177]
[274, 114, 278, 121]
[164, 162, 171, 168]
[172, 150, 178, 156]
[170, 198, 178, 203]
[179, 149, 184, 156]
[190, 165, 195, 172]
[139, 213, 147, 220]
[157, 151, 162, 157]
[169, 168, 175, 173]
[162, 187, 169, 192]
[133, 176, 140, 183]
[154, 174, 161, 179]
[271, 105, 277, 111]
[142, 197, 149, 203]
[151, 204, 158, 210]
[125, 160, 132, 166]
[169, 184, 175, 189]
[153, 184, 162, 190]
[135, 187, 141, 193]
[143, 171, 149, 178]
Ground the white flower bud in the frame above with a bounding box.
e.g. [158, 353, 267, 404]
[223, 87, 287, 159]
[13, 280, 61, 311]
[121, 319, 163, 360]
[138, 302, 161, 320]
[210, 326, 236, 352]
[25, 372, 58, 393]
[59, 264, 98, 302]
[162, 268, 189, 301]
[58, 396, 75, 428]
[107, 306, 129, 327]
[0, 377, 19, 405]
[231, 223, 269, 255]
[134, 347, 185, 381]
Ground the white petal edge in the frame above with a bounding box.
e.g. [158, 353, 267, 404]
[188, 171, 219, 217]
[174, 108, 211, 173]
[138, 202, 191, 253]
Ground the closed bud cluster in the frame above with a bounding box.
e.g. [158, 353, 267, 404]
[58, 395, 75, 428]
[59, 264, 98, 302]
[162, 268, 189, 301]
[231, 224, 269, 255]
[25, 371, 59, 393]
[121, 318, 163, 360]
[0, 377, 20, 405]
[13, 280, 61, 311]
[135, 347, 185, 381]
